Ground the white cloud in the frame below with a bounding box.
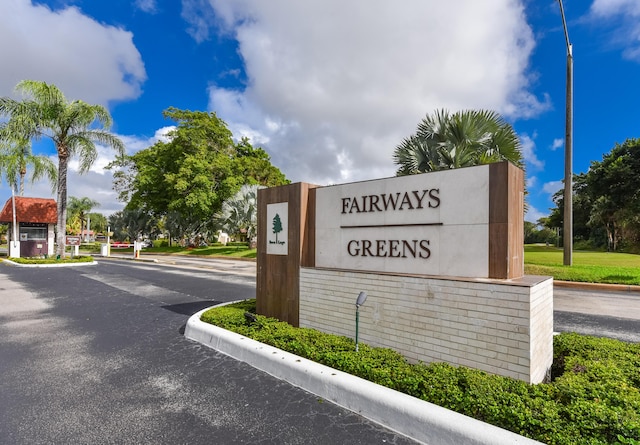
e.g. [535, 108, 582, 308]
[185, 0, 548, 184]
[135, 0, 158, 14]
[181, 0, 218, 43]
[526, 176, 537, 189]
[543, 180, 563, 196]
[0, 0, 146, 105]
[551, 138, 564, 150]
[520, 134, 545, 170]
[525, 205, 546, 223]
[590, 0, 640, 61]
[591, 0, 640, 16]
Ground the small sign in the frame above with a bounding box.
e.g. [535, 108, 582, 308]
[65, 236, 81, 246]
[266, 202, 288, 255]
[20, 233, 28, 241]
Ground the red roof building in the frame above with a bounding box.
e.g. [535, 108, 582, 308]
[0, 197, 57, 224]
[0, 197, 57, 258]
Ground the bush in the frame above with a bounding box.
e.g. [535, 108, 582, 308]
[7, 255, 94, 264]
[201, 301, 640, 445]
[153, 240, 169, 247]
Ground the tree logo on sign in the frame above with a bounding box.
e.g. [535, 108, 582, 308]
[270, 213, 285, 245]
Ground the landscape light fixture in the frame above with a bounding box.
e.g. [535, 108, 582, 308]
[558, 0, 573, 266]
[355, 291, 368, 352]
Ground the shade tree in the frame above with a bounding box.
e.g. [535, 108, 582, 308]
[109, 107, 288, 242]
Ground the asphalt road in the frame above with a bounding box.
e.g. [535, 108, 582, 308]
[554, 286, 640, 342]
[0, 259, 417, 445]
[2, 257, 638, 444]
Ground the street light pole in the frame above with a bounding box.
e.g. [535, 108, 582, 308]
[558, 0, 573, 266]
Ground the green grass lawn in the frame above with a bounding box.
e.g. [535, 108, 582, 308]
[524, 245, 640, 285]
[102, 244, 257, 259]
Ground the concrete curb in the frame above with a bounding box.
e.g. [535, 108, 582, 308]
[98, 255, 159, 263]
[185, 306, 543, 445]
[554, 280, 640, 294]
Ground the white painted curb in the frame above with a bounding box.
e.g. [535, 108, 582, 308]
[185, 307, 543, 445]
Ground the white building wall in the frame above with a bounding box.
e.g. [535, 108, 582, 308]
[299, 268, 553, 383]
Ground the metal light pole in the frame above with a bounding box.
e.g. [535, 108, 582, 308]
[558, 0, 573, 266]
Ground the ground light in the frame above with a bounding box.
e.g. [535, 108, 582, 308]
[355, 291, 368, 352]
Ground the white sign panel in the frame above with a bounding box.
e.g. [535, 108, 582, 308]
[315, 165, 490, 277]
[266, 202, 289, 255]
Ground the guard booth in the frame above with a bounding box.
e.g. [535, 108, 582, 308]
[0, 197, 57, 258]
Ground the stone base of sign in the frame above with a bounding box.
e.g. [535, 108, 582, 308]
[299, 268, 553, 384]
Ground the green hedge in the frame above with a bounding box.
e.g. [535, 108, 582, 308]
[7, 255, 94, 264]
[201, 301, 640, 445]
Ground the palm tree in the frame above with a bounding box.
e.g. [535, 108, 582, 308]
[0, 136, 57, 196]
[215, 184, 262, 243]
[67, 196, 100, 241]
[393, 109, 523, 176]
[0, 80, 124, 257]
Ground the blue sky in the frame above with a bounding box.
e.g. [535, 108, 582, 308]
[1, 0, 639, 221]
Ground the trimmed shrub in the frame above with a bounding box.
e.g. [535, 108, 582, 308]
[201, 300, 640, 445]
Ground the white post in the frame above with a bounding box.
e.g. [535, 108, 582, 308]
[106, 225, 111, 257]
[10, 187, 20, 258]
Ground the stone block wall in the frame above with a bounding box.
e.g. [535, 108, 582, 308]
[299, 268, 553, 383]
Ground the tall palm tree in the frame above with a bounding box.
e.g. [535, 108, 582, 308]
[0, 80, 124, 257]
[0, 136, 57, 196]
[393, 109, 523, 176]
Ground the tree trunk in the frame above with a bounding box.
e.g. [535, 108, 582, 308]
[19, 170, 25, 196]
[56, 155, 68, 258]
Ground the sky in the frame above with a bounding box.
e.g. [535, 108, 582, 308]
[1, 0, 639, 222]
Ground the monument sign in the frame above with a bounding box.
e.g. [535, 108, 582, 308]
[256, 162, 553, 383]
[315, 165, 492, 277]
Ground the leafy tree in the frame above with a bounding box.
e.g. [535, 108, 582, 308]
[524, 220, 558, 245]
[394, 109, 523, 175]
[67, 196, 99, 240]
[87, 212, 107, 236]
[233, 138, 288, 187]
[107, 211, 127, 242]
[0, 136, 57, 196]
[0, 80, 124, 257]
[163, 211, 195, 246]
[214, 184, 262, 242]
[547, 174, 593, 247]
[545, 139, 640, 251]
[108, 208, 154, 242]
[110, 107, 288, 240]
